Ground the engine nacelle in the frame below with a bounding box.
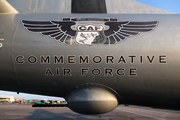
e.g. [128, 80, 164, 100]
[65, 85, 118, 114]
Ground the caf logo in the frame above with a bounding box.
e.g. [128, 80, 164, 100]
[22, 18, 158, 45]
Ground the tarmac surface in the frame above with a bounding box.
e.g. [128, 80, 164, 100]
[0, 103, 180, 120]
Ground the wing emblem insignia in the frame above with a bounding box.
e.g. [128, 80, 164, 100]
[22, 18, 158, 45]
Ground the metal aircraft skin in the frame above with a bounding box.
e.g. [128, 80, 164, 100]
[0, 0, 180, 114]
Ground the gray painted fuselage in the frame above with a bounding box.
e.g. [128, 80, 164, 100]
[0, 13, 180, 108]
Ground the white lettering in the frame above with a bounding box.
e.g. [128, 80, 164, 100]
[77, 25, 103, 31]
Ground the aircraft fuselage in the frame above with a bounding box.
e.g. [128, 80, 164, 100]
[0, 13, 180, 109]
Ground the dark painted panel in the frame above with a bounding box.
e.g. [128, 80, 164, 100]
[71, 0, 107, 13]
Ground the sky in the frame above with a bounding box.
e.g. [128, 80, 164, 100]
[136, 0, 180, 13]
[0, 0, 180, 101]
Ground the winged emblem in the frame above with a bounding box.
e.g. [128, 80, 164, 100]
[22, 18, 158, 45]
